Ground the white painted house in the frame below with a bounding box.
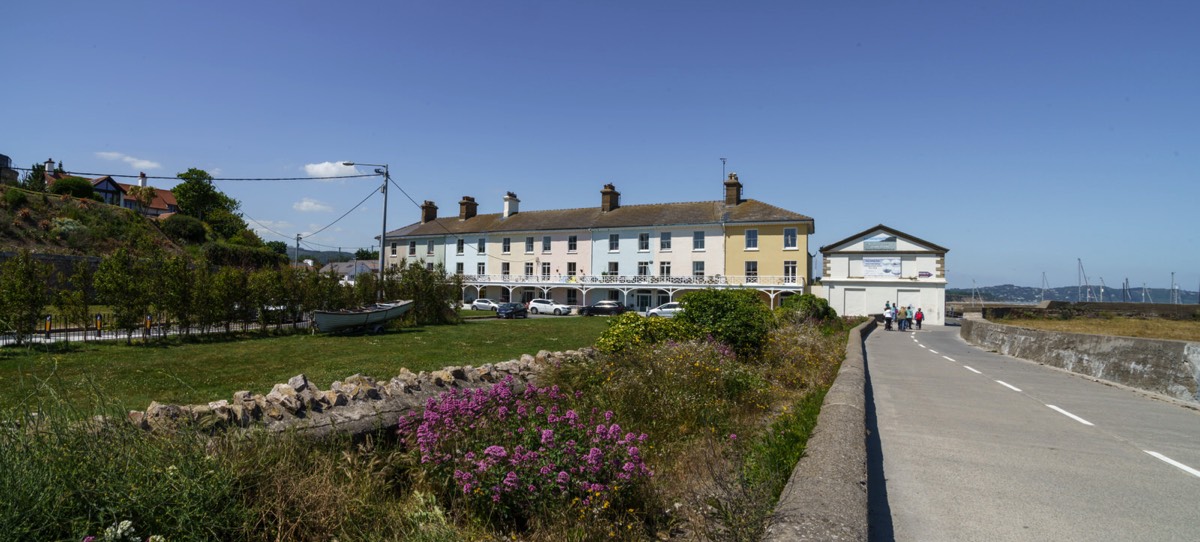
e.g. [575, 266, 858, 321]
[815, 224, 949, 326]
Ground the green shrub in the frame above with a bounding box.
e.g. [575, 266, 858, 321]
[780, 293, 837, 322]
[161, 213, 208, 244]
[4, 187, 27, 208]
[49, 176, 96, 199]
[594, 312, 698, 355]
[677, 289, 774, 359]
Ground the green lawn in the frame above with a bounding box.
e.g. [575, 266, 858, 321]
[0, 317, 609, 411]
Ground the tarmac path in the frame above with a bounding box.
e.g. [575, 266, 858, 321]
[866, 325, 1200, 541]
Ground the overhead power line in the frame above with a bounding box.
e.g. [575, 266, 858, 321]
[11, 166, 379, 182]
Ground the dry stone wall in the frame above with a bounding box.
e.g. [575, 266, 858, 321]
[129, 348, 597, 439]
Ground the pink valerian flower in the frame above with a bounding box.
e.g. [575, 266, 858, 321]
[483, 445, 507, 459]
[540, 428, 555, 446]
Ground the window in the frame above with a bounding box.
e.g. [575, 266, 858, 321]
[659, 261, 671, 276]
[607, 261, 619, 275]
[567, 262, 577, 276]
[426, 262, 434, 271]
[427, 240, 435, 255]
[784, 261, 797, 283]
[478, 238, 486, 254]
[502, 262, 510, 277]
[693, 261, 705, 278]
[524, 262, 534, 276]
[456, 239, 464, 255]
[609, 233, 620, 252]
[502, 238, 511, 254]
[660, 232, 672, 251]
[408, 241, 417, 256]
[745, 229, 758, 250]
[638, 233, 650, 251]
[568, 235, 577, 252]
[542, 236, 551, 253]
[784, 228, 798, 250]
[525, 237, 534, 254]
[477, 262, 485, 275]
[745, 261, 758, 283]
[567, 290, 577, 305]
[455, 262, 464, 275]
[541, 262, 550, 279]
[693, 231, 705, 251]
[637, 261, 650, 276]
[390, 242, 397, 256]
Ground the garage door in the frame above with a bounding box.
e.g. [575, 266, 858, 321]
[844, 288, 867, 316]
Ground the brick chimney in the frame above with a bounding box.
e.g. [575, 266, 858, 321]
[503, 192, 520, 218]
[458, 196, 478, 220]
[600, 183, 620, 212]
[723, 173, 742, 205]
[420, 200, 438, 223]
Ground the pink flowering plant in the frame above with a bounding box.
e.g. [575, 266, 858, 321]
[398, 376, 653, 525]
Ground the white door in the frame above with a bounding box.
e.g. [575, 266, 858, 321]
[844, 288, 867, 316]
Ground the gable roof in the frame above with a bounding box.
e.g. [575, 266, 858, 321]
[387, 199, 814, 238]
[819, 224, 949, 254]
[114, 182, 177, 211]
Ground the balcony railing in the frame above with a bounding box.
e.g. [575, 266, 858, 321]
[459, 274, 805, 288]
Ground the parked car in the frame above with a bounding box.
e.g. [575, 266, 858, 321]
[496, 302, 528, 319]
[647, 302, 682, 318]
[579, 300, 627, 316]
[528, 298, 572, 315]
[471, 298, 499, 311]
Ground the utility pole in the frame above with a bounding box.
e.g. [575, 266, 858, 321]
[295, 234, 302, 265]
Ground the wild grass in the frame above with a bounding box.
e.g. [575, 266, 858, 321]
[1001, 316, 1200, 342]
[0, 317, 609, 411]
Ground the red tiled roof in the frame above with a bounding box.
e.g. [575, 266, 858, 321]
[115, 182, 177, 211]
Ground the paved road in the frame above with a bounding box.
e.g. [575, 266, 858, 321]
[867, 325, 1200, 541]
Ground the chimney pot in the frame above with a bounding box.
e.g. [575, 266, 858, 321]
[723, 172, 743, 205]
[420, 200, 438, 223]
[459, 196, 478, 220]
[600, 183, 621, 212]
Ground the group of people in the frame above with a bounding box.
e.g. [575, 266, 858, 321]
[883, 302, 923, 331]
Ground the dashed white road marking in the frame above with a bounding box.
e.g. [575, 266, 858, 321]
[996, 380, 1022, 392]
[919, 344, 926, 349]
[1145, 451, 1200, 478]
[964, 366, 982, 374]
[942, 355, 956, 362]
[1047, 405, 1094, 426]
[929, 349, 939, 354]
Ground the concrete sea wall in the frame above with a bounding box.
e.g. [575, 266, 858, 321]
[960, 317, 1200, 404]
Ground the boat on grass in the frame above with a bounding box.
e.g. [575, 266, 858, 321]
[312, 300, 414, 333]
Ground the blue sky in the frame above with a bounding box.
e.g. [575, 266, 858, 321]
[5, 1, 1197, 289]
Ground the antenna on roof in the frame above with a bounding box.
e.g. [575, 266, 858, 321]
[720, 157, 727, 180]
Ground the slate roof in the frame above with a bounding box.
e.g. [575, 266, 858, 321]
[387, 199, 814, 238]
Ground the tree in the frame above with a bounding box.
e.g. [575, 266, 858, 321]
[53, 260, 93, 343]
[158, 255, 196, 336]
[125, 184, 157, 213]
[394, 260, 463, 325]
[0, 250, 51, 345]
[49, 176, 96, 199]
[265, 241, 288, 256]
[211, 266, 247, 334]
[247, 268, 283, 333]
[20, 163, 46, 192]
[94, 248, 152, 344]
[355, 248, 379, 260]
[172, 168, 232, 221]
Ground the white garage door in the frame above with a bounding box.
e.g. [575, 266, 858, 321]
[844, 288, 867, 316]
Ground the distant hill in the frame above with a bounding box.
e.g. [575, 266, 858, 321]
[286, 247, 353, 266]
[947, 284, 1199, 305]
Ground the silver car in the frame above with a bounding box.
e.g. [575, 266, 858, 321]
[647, 302, 682, 318]
[471, 298, 499, 311]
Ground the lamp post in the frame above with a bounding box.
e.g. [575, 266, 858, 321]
[342, 161, 389, 301]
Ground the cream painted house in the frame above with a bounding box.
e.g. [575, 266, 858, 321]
[815, 224, 949, 326]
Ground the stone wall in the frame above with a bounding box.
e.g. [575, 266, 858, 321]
[960, 317, 1200, 404]
[129, 348, 596, 438]
[765, 318, 875, 541]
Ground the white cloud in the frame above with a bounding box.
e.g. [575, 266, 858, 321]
[293, 197, 333, 212]
[94, 151, 162, 170]
[304, 161, 359, 179]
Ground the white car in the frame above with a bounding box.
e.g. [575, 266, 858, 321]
[527, 298, 572, 315]
[471, 298, 499, 311]
[647, 302, 682, 318]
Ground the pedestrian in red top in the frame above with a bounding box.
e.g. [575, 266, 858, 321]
[915, 308, 924, 330]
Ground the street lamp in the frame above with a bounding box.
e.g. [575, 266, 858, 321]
[343, 161, 389, 301]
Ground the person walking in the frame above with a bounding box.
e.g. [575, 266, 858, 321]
[915, 308, 924, 330]
[906, 305, 915, 331]
[884, 305, 894, 331]
[896, 305, 907, 331]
